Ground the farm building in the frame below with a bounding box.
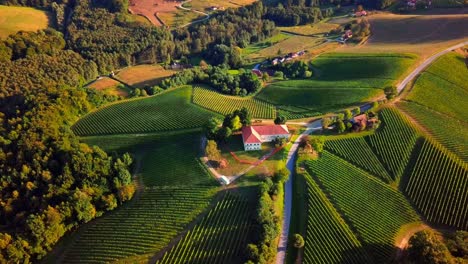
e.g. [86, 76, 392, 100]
[242, 125, 290, 151]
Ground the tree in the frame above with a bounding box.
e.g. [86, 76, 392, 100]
[204, 117, 221, 139]
[205, 140, 221, 161]
[234, 108, 251, 126]
[217, 126, 232, 142]
[384, 86, 398, 100]
[344, 109, 353, 120]
[408, 230, 452, 264]
[292, 234, 305, 248]
[274, 115, 287, 124]
[310, 136, 325, 153]
[274, 165, 289, 183]
[199, 60, 209, 69]
[230, 115, 242, 131]
[445, 231, 468, 258]
[337, 119, 346, 133]
[322, 117, 332, 129]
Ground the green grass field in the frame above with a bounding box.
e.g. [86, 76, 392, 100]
[305, 151, 420, 263]
[156, 192, 254, 264]
[72, 86, 218, 136]
[403, 138, 468, 230]
[407, 52, 467, 122]
[256, 53, 416, 117]
[0, 5, 49, 39]
[192, 86, 276, 119]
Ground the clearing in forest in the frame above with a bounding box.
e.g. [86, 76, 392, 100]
[87, 77, 130, 97]
[115, 64, 175, 88]
[0, 5, 49, 39]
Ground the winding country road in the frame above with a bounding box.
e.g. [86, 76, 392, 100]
[177, 0, 210, 28]
[275, 40, 468, 264]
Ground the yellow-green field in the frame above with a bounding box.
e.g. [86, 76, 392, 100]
[0, 5, 49, 39]
[88, 77, 130, 97]
[278, 22, 340, 36]
[189, 0, 257, 11]
[115, 64, 175, 88]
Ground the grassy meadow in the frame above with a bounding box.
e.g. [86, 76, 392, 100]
[115, 64, 175, 88]
[0, 5, 49, 39]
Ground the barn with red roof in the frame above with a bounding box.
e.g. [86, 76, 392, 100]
[241, 125, 290, 151]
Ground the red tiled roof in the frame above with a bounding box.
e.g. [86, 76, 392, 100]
[242, 125, 289, 144]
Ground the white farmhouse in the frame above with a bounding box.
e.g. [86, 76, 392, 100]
[241, 125, 290, 151]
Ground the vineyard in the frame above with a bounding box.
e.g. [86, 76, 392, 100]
[61, 187, 217, 263]
[302, 171, 371, 263]
[403, 139, 468, 230]
[72, 86, 217, 136]
[398, 101, 467, 162]
[155, 193, 254, 264]
[366, 108, 419, 182]
[192, 86, 275, 119]
[325, 137, 392, 183]
[305, 151, 420, 262]
[407, 72, 467, 121]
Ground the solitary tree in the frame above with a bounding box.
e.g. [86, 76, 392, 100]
[292, 234, 305, 248]
[322, 117, 332, 129]
[274, 115, 287, 125]
[384, 86, 398, 100]
[205, 140, 221, 162]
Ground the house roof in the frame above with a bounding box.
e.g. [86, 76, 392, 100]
[242, 125, 289, 144]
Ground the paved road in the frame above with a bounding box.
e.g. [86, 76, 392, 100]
[177, 0, 210, 28]
[275, 41, 468, 264]
[396, 40, 468, 93]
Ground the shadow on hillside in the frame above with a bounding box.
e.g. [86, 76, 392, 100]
[338, 243, 398, 263]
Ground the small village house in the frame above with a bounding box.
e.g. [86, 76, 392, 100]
[242, 125, 290, 151]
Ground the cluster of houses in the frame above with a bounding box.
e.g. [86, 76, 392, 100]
[271, 51, 306, 66]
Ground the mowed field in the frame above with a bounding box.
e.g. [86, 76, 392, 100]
[339, 11, 468, 58]
[87, 77, 130, 97]
[0, 5, 49, 39]
[256, 53, 416, 117]
[72, 86, 218, 136]
[115, 64, 175, 88]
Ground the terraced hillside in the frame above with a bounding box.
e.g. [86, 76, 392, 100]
[72, 86, 218, 136]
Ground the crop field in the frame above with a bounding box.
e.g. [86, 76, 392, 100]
[257, 83, 381, 115]
[0, 5, 49, 39]
[326, 137, 392, 183]
[403, 139, 468, 230]
[407, 52, 468, 121]
[256, 54, 415, 117]
[115, 65, 175, 88]
[156, 193, 254, 264]
[398, 101, 468, 162]
[312, 53, 417, 84]
[192, 86, 275, 118]
[302, 171, 371, 263]
[189, 0, 257, 12]
[72, 86, 218, 136]
[305, 152, 420, 263]
[278, 22, 339, 36]
[61, 187, 217, 263]
[339, 12, 468, 57]
[242, 33, 291, 56]
[246, 35, 326, 60]
[366, 108, 419, 182]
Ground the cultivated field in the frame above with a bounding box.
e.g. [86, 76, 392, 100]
[116, 64, 175, 88]
[156, 193, 254, 264]
[403, 139, 468, 230]
[339, 11, 468, 58]
[278, 22, 339, 36]
[189, 0, 257, 12]
[0, 5, 49, 39]
[192, 86, 275, 118]
[302, 171, 372, 263]
[256, 53, 415, 118]
[72, 86, 218, 136]
[128, 0, 177, 26]
[305, 151, 420, 263]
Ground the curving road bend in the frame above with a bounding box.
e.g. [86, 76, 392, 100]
[177, 0, 210, 28]
[275, 40, 468, 264]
